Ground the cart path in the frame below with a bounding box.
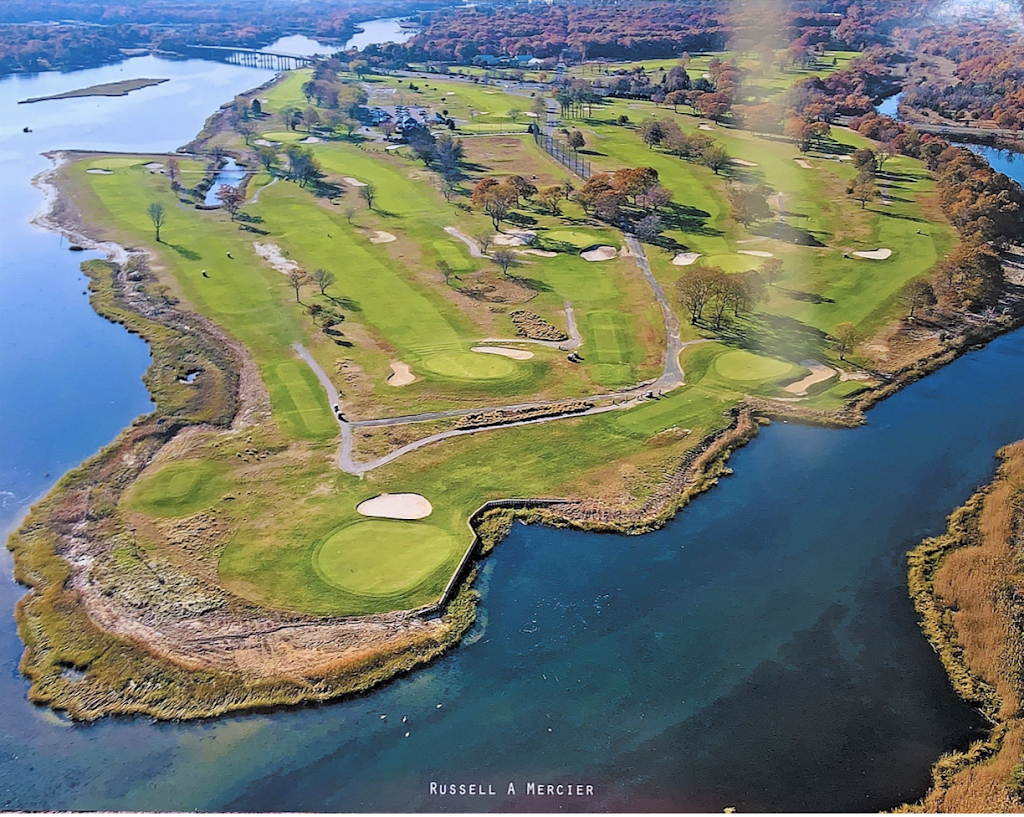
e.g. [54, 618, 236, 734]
[294, 236, 693, 475]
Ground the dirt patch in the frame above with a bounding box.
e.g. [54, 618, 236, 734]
[731, 158, 758, 167]
[581, 245, 617, 262]
[356, 493, 433, 520]
[386, 361, 416, 386]
[794, 158, 812, 169]
[471, 345, 534, 360]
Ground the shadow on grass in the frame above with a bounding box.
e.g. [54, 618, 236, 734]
[779, 287, 835, 304]
[716, 311, 830, 360]
[752, 222, 827, 247]
[328, 295, 362, 312]
[660, 201, 720, 236]
[164, 242, 201, 261]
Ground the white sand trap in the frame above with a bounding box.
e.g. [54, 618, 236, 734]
[673, 252, 702, 266]
[344, 176, 367, 186]
[386, 361, 416, 386]
[794, 158, 812, 169]
[697, 124, 714, 131]
[731, 159, 758, 167]
[525, 111, 538, 117]
[357, 493, 432, 520]
[471, 345, 535, 360]
[86, 168, 113, 174]
[784, 359, 836, 396]
[144, 162, 165, 171]
[370, 230, 397, 243]
[300, 136, 321, 143]
[853, 248, 892, 260]
[253, 138, 276, 147]
[581, 246, 617, 262]
[253, 242, 300, 275]
[492, 230, 536, 247]
[385, 144, 404, 151]
[520, 248, 557, 257]
[738, 250, 774, 258]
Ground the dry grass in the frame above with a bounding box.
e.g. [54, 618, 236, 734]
[901, 439, 1024, 812]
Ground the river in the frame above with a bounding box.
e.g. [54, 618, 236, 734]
[1, 40, 1022, 813]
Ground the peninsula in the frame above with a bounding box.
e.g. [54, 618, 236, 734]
[18, 77, 169, 104]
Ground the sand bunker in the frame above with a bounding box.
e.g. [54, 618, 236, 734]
[300, 136, 321, 144]
[492, 229, 537, 247]
[471, 345, 535, 360]
[794, 158, 812, 169]
[581, 246, 617, 262]
[520, 248, 557, 257]
[253, 139, 275, 147]
[738, 250, 774, 258]
[370, 231, 397, 244]
[386, 361, 416, 386]
[86, 168, 113, 174]
[731, 159, 758, 167]
[784, 359, 836, 396]
[853, 248, 892, 260]
[344, 176, 367, 187]
[253, 242, 300, 275]
[144, 162, 165, 171]
[672, 252, 702, 266]
[356, 493, 432, 520]
[525, 111, 538, 117]
[385, 145, 404, 151]
[697, 124, 714, 131]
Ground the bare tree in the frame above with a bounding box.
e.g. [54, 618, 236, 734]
[359, 182, 377, 210]
[287, 270, 309, 303]
[491, 249, 520, 278]
[147, 203, 166, 242]
[474, 232, 493, 255]
[343, 206, 357, 224]
[832, 321, 859, 360]
[311, 267, 336, 296]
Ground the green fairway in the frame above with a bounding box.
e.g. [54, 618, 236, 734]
[128, 460, 232, 517]
[262, 357, 339, 439]
[421, 350, 518, 380]
[314, 519, 462, 598]
[714, 349, 799, 382]
[544, 230, 601, 248]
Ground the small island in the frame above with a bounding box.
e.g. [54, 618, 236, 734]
[18, 77, 169, 104]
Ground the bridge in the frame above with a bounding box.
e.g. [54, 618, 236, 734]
[181, 45, 318, 70]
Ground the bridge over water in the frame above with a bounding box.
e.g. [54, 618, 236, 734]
[181, 45, 318, 70]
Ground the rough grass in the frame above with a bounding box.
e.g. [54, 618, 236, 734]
[127, 459, 233, 517]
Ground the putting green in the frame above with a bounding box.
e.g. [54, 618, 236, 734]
[314, 520, 462, 596]
[714, 349, 797, 382]
[545, 230, 599, 247]
[703, 253, 763, 273]
[259, 131, 305, 144]
[128, 460, 232, 517]
[88, 157, 142, 169]
[421, 350, 516, 380]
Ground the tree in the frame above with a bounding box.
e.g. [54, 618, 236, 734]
[166, 158, 180, 187]
[479, 182, 518, 230]
[439, 260, 457, 286]
[256, 145, 276, 173]
[343, 206, 357, 224]
[531, 96, 547, 117]
[665, 91, 688, 113]
[359, 182, 377, 210]
[474, 232, 493, 255]
[701, 144, 731, 175]
[677, 266, 725, 324]
[568, 130, 586, 151]
[538, 185, 563, 215]
[851, 148, 878, 176]
[560, 178, 575, 200]
[216, 185, 245, 220]
[832, 322, 859, 360]
[639, 118, 665, 148]
[904, 278, 936, 318]
[728, 185, 771, 226]
[311, 267, 336, 296]
[147, 203, 166, 242]
[508, 108, 521, 123]
[287, 270, 309, 303]
[760, 257, 783, 287]
[636, 213, 662, 243]
[491, 249, 520, 278]
[281, 106, 301, 131]
[847, 174, 876, 209]
[308, 303, 324, 324]
[508, 175, 537, 202]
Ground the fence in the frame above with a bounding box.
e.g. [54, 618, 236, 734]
[533, 130, 592, 179]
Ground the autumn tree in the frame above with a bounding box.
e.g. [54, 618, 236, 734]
[701, 144, 731, 175]
[903, 278, 936, 318]
[832, 322, 859, 360]
[216, 184, 245, 220]
[760, 257, 783, 287]
[677, 266, 725, 324]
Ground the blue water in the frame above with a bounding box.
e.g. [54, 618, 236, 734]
[204, 157, 246, 206]
[1, 41, 1023, 815]
[877, 91, 903, 119]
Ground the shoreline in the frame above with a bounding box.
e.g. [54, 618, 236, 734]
[8, 140, 1024, 739]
